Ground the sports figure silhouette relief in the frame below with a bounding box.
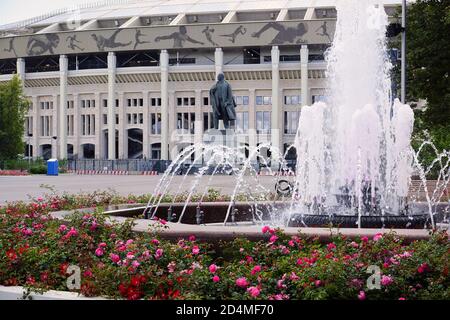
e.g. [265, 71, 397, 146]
[66, 35, 84, 51]
[91, 29, 132, 51]
[252, 22, 308, 45]
[155, 26, 204, 48]
[134, 30, 150, 50]
[26, 34, 60, 56]
[315, 21, 332, 42]
[220, 25, 246, 44]
[202, 26, 218, 46]
[3, 37, 17, 57]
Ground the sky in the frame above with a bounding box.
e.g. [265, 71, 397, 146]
[0, 0, 101, 25]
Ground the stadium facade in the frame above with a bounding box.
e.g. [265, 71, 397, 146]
[0, 0, 401, 162]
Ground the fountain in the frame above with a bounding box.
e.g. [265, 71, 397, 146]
[134, 0, 449, 230]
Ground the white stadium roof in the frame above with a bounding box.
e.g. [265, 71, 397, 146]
[1, 0, 403, 31]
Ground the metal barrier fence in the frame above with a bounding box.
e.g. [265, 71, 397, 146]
[68, 159, 172, 173]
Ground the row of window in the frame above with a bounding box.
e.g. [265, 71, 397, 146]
[34, 111, 304, 137]
[38, 95, 326, 112]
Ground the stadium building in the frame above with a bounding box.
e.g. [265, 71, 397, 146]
[0, 0, 401, 164]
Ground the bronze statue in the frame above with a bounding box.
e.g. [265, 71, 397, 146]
[209, 73, 236, 129]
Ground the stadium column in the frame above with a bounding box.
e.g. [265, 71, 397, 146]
[118, 93, 127, 159]
[107, 52, 116, 160]
[271, 46, 281, 168]
[59, 55, 68, 160]
[214, 48, 225, 131]
[52, 94, 58, 159]
[248, 88, 257, 162]
[32, 96, 39, 159]
[300, 45, 309, 106]
[194, 89, 203, 164]
[214, 48, 223, 78]
[94, 92, 101, 158]
[17, 58, 25, 84]
[72, 94, 80, 158]
[160, 50, 169, 160]
[142, 90, 150, 159]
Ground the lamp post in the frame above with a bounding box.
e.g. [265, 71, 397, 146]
[401, 0, 406, 103]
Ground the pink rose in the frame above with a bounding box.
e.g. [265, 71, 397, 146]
[192, 246, 200, 255]
[327, 243, 336, 251]
[151, 239, 160, 245]
[132, 260, 140, 268]
[399, 297, 406, 300]
[95, 248, 104, 257]
[99, 242, 107, 248]
[373, 233, 383, 242]
[209, 264, 218, 273]
[381, 275, 393, 286]
[212, 275, 220, 283]
[315, 280, 322, 287]
[235, 277, 248, 288]
[269, 235, 278, 243]
[262, 226, 270, 234]
[247, 286, 260, 297]
[58, 225, 68, 233]
[251, 265, 261, 275]
[358, 291, 366, 300]
[189, 235, 196, 241]
[155, 248, 163, 260]
[110, 253, 120, 263]
[361, 236, 369, 243]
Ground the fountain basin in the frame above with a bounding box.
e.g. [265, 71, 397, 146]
[104, 202, 448, 229]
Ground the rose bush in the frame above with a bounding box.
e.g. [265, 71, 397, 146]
[0, 192, 448, 300]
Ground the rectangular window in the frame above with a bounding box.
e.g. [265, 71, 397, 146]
[103, 99, 108, 108]
[151, 113, 161, 134]
[256, 96, 263, 105]
[127, 99, 132, 107]
[127, 114, 132, 125]
[242, 96, 249, 105]
[133, 99, 138, 107]
[139, 98, 144, 107]
[263, 96, 271, 105]
[139, 113, 143, 124]
[203, 97, 209, 106]
[115, 99, 119, 107]
[284, 111, 300, 134]
[116, 114, 119, 125]
[190, 97, 195, 106]
[177, 97, 183, 106]
[103, 114, 108, 125]
[256, 111, 271, 134]
[183, 97, 189, 106]
[236, 112, 249, 133]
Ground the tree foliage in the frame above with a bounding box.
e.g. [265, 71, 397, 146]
[0, 76, 29, 160]
[406, 0, 450, 127]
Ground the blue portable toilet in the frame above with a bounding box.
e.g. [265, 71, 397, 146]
[47, 159, 59, 176]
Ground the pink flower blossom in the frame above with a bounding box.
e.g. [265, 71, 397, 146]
[189, 235, 196, 241]
[209, 264, 218, 273]
[167, 261, 176, 273]
[22, 228, 33, 236]
[358, 291, 366, 300]
[235, 277, 249, 288]
[349, 241, 359, 248]
[399, 297, 406, 300]
[83, 270, 93, 278]
[262, 226, 271, 234]
[58, 225, 68, 233]
[212, 275, 220, 283]
[251, 265, 261, 275]
[126, 252, 135, 260]
[99, 242, 107, 248]
[327, 243, 336, 251]
[361, 236, 369, 243]
[247, 286, 260, 297]
[315, 280, 322, 287]
[132, 260, 140, 268]
[155, 248, 163, 260]
[373, 233, 383, 242]
[381, 275, 393, 286]
[110, 253, 120, 263]
[151, 239, 160, 245]
[192, 246, 200, 255]
[290, 272, 299, 281]
[288, 240, 295, 247]
[269, 235, 278, 243]
[95, 248, 104, 257]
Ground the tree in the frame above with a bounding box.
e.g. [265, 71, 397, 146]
[0, 76, 30, 160]
[406, 0, 450, 127]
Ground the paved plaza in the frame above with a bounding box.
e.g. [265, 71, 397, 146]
[0, 174, 278, 203]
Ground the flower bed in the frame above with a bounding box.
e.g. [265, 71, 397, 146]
[0, 191, 449, 300]
[0, 170, 29, 176]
